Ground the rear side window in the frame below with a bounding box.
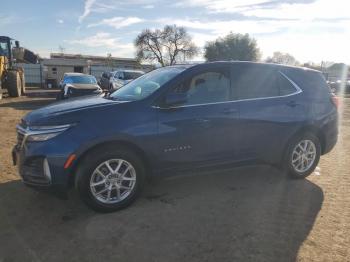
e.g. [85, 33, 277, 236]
[172, 69, 230, 105]
[234, 66, 279, 99]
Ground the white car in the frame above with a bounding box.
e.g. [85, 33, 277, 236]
[109, 70, 145, 91]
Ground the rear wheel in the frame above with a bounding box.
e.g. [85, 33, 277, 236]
[284, 132, 321, 179]
[76, 146, 145, 212]
[6, 70, 22, 97]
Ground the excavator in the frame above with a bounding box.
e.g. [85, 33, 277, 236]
[0, 36, 38, 99]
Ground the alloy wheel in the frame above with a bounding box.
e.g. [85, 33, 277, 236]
[90, 159, 136, 204]
[291, 140, 317, 173]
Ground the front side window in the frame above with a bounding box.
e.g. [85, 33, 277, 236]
[110, 67, 185, 101]
[171, 69, 231, 105]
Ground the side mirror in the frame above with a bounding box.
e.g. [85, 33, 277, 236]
[15, 41, 20, 48]
[164, 93, 187, 107]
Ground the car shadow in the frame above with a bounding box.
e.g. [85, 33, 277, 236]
[0, 165, 323, 262]
[0, 99, 55, 110]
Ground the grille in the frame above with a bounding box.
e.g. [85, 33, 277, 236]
[69, 88, 99, 97]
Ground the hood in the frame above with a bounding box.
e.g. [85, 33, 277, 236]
[23, 96, 125, 125]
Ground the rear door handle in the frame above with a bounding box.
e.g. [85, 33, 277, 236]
[195, 118, 210, 123]
[223, 108, 238, 114]
[195, 118, 211, 128]
[286, 101, 299, 107]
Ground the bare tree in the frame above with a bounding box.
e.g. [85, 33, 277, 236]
[135, 25, 198, 66]
[266, 51, 298, 65]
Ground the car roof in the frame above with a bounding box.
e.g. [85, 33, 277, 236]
[188, 61, 321, 73]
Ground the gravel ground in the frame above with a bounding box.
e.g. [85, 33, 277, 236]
[0, 92, 349, 262]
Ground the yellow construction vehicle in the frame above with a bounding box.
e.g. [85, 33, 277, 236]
[0, 36, 38, 99]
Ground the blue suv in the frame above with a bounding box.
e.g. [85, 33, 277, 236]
[13, 62, 338, 212]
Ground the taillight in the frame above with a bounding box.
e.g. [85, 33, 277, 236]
[331, 95, 340, 110]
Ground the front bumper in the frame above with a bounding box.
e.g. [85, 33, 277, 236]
[12, 149, 51, 186]
[12, 143, 72, 189]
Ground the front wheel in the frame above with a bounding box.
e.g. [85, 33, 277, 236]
[76, 147, 145, 212]
[284, 132, 321, 179]
[6, 70, 22, 97]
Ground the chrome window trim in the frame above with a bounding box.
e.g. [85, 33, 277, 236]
[153, 71, 303, 109]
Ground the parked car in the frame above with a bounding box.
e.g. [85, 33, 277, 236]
[99, 71, 112, 90]
[13, 62, 338, 212]
[57, 73, 102, 100]
[109, 70, 145, 91]
[328, 79, 350, 94]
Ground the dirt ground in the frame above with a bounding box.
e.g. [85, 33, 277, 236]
[0, 90, 349, 262]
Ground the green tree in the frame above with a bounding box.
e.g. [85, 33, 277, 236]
[135, 25, 199, 66]
[204, 33, 260, 62]
[266, 51, 298, 65]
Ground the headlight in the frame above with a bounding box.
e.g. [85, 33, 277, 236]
[27, 132, 62, 142]
[26, 124, 72, 142]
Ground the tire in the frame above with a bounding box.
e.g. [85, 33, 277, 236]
[6, 70, 22, 97]
[75, 146, 146, 212]
[283, 132, 321, 179]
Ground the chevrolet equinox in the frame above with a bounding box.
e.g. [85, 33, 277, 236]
[13, 62, 338, 212]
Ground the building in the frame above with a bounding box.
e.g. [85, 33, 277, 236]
[42, 53, 154, 87]
[325, 63, 350, 82]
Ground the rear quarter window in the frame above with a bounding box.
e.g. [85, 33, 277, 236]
[282, 68, 331, 99]
[277, 73, 298, 96]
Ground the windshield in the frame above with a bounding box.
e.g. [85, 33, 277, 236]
[124, 72, 144, 80]
[110, 67, 185, 101]
[64, 75, 97, 84]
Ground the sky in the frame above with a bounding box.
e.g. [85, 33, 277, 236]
[1, 0, 350, 64]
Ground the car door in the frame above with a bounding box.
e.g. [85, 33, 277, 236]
[232, 64, 306, 162]
[155, 64, 239, 171]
